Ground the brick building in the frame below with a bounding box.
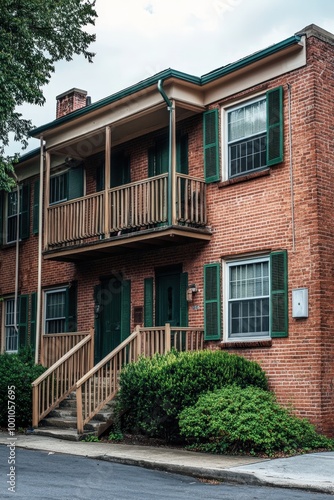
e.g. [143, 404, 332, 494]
[1, 24, 333, 436]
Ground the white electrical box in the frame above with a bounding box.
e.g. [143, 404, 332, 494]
[292, 288, 308, 318]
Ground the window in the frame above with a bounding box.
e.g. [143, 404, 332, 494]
[223, 86, 283, 180]
[227, 258, 269, 338]
[5, 299, 18, 352]
[5, 185, 30, 243]
[227, 98, 267, 178]
[50, 172, 68, 204]
[49, 165, 84, 205]
[45, 289, 67, 334]
[44, 286, 77, 334]
[224, 252, 288, 341]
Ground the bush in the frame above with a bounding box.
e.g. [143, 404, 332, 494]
[179, 385, 334, 456]
[117, 349, 268, 440]
[0, 347, 46, 428]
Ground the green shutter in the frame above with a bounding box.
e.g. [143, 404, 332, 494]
[148, 147, 156, 177]
[66, 284, 77, 332]
[144, 277, 154, 327]
[68, 165, 84, 200]
[18, 294, 29, 349]
[20, 184, 30, 239]
[270, 250, 288, 338]
[156, 138, 169, 175]
[33, 180, 39, 235]
[203, 109, 220, 183]
[30, 292, 37, 352]
[180, 272, 188, 327]
[111, 152, 131, 188]
[121, 280, 131, 341]
[0, 191, 3, 245]
[96, 157, 105, 192]
[204, 263, 221, 340]
[176, 134, 188, 174]
[266, 86, 284, 166]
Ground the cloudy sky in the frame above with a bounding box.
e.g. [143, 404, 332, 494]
[9, 0, 334, 155]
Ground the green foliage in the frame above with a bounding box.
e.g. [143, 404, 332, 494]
[81, 434, 100, 442]
[108, 430, 124, 442]
[0, 0, 97, 189]
[0, 348, 46, 428]
[117, 350, 268, 440]
[179, 385, 334, 456]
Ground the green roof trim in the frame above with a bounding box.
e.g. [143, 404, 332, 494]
[17, 147, 40, 163]
[201, 35, 301, 83]
[30, 34, 302, 137]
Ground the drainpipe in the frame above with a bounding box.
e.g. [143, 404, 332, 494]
[13, 174, 21, 339]
[35, 136, 44, 364]
[157, 80, 175, 226]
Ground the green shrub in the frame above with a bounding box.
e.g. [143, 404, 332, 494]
[179, 385, 334, 456]
[0, 347, 46, 428]
[117, 349, 268, 440]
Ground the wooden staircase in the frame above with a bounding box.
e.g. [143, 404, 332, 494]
[32, 325, 204, 440]
[33, 392, 116, 441]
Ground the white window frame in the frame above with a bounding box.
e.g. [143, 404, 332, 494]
[224, 256, 271, 342]
[44, 288, 67, 334]
[222, 93, 267, 181]
[4, 298, 19, 353]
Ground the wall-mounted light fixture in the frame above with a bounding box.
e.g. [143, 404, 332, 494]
[187, 284, 198, 302]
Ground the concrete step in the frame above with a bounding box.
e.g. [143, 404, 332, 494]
[33, 427, 80, 441]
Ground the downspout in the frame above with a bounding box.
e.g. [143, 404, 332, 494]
[35, 137, 44, 364]
[13, 174, 21, 340]
[157, 80, 174, 226]
[287, 84, 296, 252]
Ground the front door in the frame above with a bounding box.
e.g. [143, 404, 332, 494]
[156, 273, 181, 327]
[94, 279, 131, 363]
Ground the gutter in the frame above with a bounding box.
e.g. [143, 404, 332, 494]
[29, 35, 302, 138]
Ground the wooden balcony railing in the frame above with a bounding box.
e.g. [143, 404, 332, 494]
[45, 174, 207, 250]
[109, 174, 168, 232]
[32, 329, 94, 428]
[76, 324, 204, 434]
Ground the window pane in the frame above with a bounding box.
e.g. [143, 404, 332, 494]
[5, 299, 18, 352]
[228, 259, 269, 338]
[45, 290, 66, 334]
[50, 173, 67, 204]
[228, 98, 267, 177]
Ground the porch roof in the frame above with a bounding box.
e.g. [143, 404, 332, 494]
[30, 34, 302, 138]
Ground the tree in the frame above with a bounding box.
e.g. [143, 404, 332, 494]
[0, 0, 97, 190]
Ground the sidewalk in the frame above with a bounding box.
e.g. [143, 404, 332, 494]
[0, 431, 333, 494]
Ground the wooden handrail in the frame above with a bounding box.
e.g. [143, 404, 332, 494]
[32, 329, 94, 428]
[75, 325, 204, 434]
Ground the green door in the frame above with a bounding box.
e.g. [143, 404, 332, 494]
[94, 279, 131, 363]
[156, 273, 181, 327]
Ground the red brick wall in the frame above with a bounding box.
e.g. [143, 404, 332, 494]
[1, 32, 333, 436]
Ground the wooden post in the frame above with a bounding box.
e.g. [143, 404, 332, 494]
[89, 328, 94, 370]
[76, 386, 83, 435]
[165, 323, 171, 354]
[104, 126, 111, 236]
[32, 385, 39, 428]
[171, 100, 177, 225]
[44, 151, 50, 251]
[135, 325, 141, 360]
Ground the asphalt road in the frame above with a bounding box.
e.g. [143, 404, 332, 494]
[0, 446, 332, 500]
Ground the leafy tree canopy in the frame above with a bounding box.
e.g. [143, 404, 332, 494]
[0, 0, 97, 190]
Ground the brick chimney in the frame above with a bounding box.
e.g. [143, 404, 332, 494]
[56, 88, 88, 119]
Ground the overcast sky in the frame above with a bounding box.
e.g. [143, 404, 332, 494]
[9, 0, 334, 155]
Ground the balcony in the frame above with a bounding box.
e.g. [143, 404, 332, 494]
[44, 173, 211, 261]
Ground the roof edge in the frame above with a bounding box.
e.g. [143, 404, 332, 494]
[30, 33, 303, 137]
